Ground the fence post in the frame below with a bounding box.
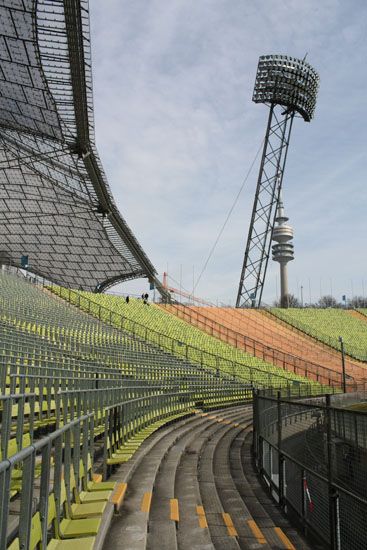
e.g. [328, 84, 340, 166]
[338, 336, 346, 393]
[277, 391, 285, 508]
[252, 388, 258, 459]
[301, 469, 306, 526]
[326, 394, 341, 550]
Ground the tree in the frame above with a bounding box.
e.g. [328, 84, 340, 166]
[286, 293, 301, 308]
[349, 296, 367, 308]
[318, 295, 338, 308]
[273, 293, 301, 308]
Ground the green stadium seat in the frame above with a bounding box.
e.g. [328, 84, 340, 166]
[48, 493, 101, 538]
[0, 269, 327, 549]
[6, 513, 96, 550]
[81, 456, 116, 492]
[271, 308, 367, 362]
[70, 465, 111, 506]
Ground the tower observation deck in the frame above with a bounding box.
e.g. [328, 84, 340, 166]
[272, 195, 294, 307]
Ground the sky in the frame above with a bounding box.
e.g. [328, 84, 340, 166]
[89, 0, 367, 305]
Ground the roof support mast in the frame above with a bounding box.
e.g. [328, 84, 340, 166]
[236, 55, 319, 308]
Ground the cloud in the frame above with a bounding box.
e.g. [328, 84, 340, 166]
[89, 0, 367, 304]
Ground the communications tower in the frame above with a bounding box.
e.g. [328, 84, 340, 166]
[272, 194, 294, 307]
[236, 55, 319, 308]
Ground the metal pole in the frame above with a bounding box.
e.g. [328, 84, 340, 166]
[301, 469, 307, 533]
[252, 387, 260, 460]
[339, 336, 346, 393]
[277, 391, 284, 507]
[326, 394, 340, 550]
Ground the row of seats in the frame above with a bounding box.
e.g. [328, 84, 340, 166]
[2, 413, 117, 550]
[270, 308, 367, 362]
[1, 273, 233, 387]
[162, 304, 360, 385]
[2, 384, 250, 548]
[184, 305, 365, 375]
[0, 271, 252, 548]
[61, 287, 328, 391]
[2, 376, 249, 549]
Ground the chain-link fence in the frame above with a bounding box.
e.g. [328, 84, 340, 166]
[253, 390, 367, 549]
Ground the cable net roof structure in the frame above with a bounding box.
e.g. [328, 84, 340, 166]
[0, 0, 161, 292]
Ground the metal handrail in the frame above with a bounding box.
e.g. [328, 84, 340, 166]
[266, 308, 367, 361]
[0, 385, 249, 549]
[163, 302, 349, 387]
[47, 283, 331, 388]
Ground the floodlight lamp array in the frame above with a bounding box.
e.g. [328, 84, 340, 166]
[252, 55, 319, 122]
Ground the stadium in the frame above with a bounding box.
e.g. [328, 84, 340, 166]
[0, 2, 366, 550]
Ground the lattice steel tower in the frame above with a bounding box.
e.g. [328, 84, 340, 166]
[236, 55, 319, 308]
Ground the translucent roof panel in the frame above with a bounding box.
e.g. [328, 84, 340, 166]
[0, 0, 158, 291]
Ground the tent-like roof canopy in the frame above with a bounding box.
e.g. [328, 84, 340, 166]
[0, 0, 164, 294]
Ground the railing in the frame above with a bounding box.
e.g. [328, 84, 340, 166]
[46, 283, 314, 389]
[0, 413, 94, 550]
[12, 266, 367, 362]
[357, 309, 367, 320]
[0, 355, 125, 395]
[0, 384, 250, 549]
[253, 391, 367, 550]
[162, 302, 350, 388]
[266, 308, 367, 362]
[0, 322, 126, 375]
[102, 385, 251, 478]
[0, 377, 248, 466]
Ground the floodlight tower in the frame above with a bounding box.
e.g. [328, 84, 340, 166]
[236, 55, 319, 308]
